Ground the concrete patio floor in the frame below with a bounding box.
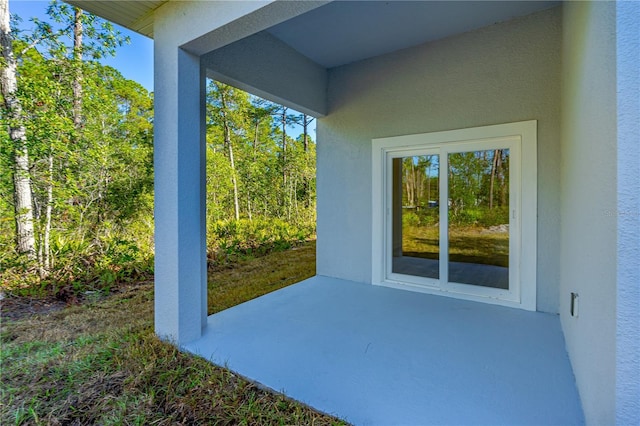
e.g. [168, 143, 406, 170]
[182, 276, 584, 425]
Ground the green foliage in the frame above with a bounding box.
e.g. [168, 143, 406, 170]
[1, 4, 317, 300]
[208, 218, 315, 263]
[0, 255, 43, 296]
[203, 81, 317, 267]
[2, 230, 154, 299]
[402, 211, 421, 227]
[206, 81, 316, 224]
[481, 206, 509, 226]
[447, 206, 509, 227]
[448, 149, 510, 225]
[420, 208, 439, 226]
[452, 208, 484, 226]
[1, 2, 154, 298]
[33, 1, 130, 61]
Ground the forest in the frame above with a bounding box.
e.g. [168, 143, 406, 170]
[0, 1, 316, 297]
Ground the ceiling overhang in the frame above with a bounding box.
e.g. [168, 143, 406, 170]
[64, 0, 560, 117]
[65, 0, 167, 38]
[65, 1, 560, 66]
[266, 1, 560, 68]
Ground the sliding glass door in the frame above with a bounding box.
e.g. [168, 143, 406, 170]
[373, 121, 536, 310]
[385, 139, 521, 304]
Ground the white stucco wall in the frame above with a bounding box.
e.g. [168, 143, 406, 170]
[560, 2, 617, 424]
[317, 7, 562, 313]
[616, 2, 640, 423]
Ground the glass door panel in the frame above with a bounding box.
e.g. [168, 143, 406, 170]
[447, 149, 510, 289]
[391, 154, 440, 279]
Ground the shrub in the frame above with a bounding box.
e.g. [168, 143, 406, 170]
[402, 211, 421, 227]
[478, 206, 509, 227]
[207, 218, 315, 264]
[455, 208, 482, 225]
[417, 208, 439, 226]
[449, 207, 510, 227]
[0, 228, 154, 300]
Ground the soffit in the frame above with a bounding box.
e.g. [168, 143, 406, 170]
[266, 1, 560, 68]
[64, 0, 167, 38]
[64, 1, 559, 65]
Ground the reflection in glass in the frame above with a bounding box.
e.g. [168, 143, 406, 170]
[448, 149, 509, 289]
[391, 155, 440, 279]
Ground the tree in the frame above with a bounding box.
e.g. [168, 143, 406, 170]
[204, 79, 317, 225]
[72, 7, 82, 134]
[1, 1, 136, 275]
[207, 81, 250, 221]
[269, 105, 303, 217]
[279, 106, 289, 211]
[300, 113, 314, 207]
[0, 0, 36, 259]
[245, 99, 272, 220]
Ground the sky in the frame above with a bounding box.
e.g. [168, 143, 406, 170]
[9, 0, 154, 92]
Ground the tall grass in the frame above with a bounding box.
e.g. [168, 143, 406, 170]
[1, 242, 345, 425]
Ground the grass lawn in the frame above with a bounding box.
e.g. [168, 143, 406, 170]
[1, 241, 347, 425]
[402, 225, 509, 267]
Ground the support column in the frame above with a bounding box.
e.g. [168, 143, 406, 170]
[154, 43, 207, 344]
[616, 1, 640, 423]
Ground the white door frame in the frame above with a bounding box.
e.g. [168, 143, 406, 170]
[372, 121, 537, 311]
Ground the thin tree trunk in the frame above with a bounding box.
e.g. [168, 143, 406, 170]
[405, 166, 411, 207]
[72, 7, 83, 133]
[1, 0, 36, 259]
[417, 165, 424, 203]
[302, 114, 312, 208]
[227, 138, 240, 221]
[498, 151, 506, 207]
[292, 178, 297, 218]
[253, 118, 260, 154]
[44, 153, 53, 271]
[489, 149, 499, 209]
[12, 145, 35, 257]
[218, 87, 240, 221]
[281, 107, 287, 211]
[303, 114, 309, 153]
[426, 164, 431, 204]
[247, 116, 260, 221]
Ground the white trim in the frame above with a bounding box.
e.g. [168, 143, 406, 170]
[372, 121, 537, 311]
